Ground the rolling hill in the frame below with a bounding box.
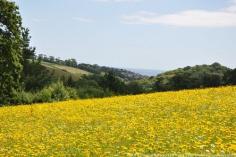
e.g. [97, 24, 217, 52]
[41, 61, 91, 80]
[77, 63, 147, 81]
[40, 61, 147, 82]
[137, 62, 231, 91]
[126, 68, 163, 76]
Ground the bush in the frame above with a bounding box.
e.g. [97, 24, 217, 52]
[78, 87, 112, 99]
[127, 82, 145, 94]
[66, 87, 78, 99]
[10, 82, 79, 105]
[50, 82, 70, 101]
[35, 87, 53, 103]
[12, 91, 34, 105]
[34, 81, 72, 103]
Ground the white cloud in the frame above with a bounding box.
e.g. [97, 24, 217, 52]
[122, 0, 236, 27]
[72, 17, 94, 23]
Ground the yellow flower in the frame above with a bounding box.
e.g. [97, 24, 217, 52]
[0, 86, 235, 156]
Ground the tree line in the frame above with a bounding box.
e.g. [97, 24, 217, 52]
[35, 54, 146, 81]
[153, 63, 236, 91]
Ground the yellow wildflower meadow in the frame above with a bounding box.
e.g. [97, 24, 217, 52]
[0, 86, 235, 156]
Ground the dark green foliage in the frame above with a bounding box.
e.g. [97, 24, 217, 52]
[77, 64, 101, 74]
[35, 87, 53, 103]
[77, 63, 146, 81]
[153, 63, 230, 91]
[66, 87, 78, 99]
[76, 72, 128, 96]
[11, 91, 34, 105]
[224, 69, 236, 85]
[153, 77, 170, 91]
[102, 72, 127, 94]
[0, 0, 23, 105]
[34, 81, 76, 103]
[73, 75, 103, 89]
[37, 82, 70, 102]
[22, 28, 35, 64]
[77, 87, 111, 99]
[36, 54, 146, 81]
[49, 82, 70, 101]
[68, 74, 113, 99]
[22, 62, 56, 92]
[61, 72, 130, 99]
[126, 81, 145, 95]
[65, 76, 74, 87]
[202, 73, 222, 87]
[64, 58, 77, 67]
[9, 82, 78, 104]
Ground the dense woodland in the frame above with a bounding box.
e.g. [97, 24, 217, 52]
[1, 0, 236, 106]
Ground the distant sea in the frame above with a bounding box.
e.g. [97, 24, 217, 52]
[126, 68, 163, 76]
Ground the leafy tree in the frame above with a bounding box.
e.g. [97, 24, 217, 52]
[65, 75, 74, 87]
[37, 54, 44, 62]
[65, 58, 77, 67]
[224, 69, 236, 85]
[22, 28, 35, 64]
[49, 56, 55, 62]
[0, 0, 23, 105]
[153, 77, 169, 91]
[153, 63, 230, 92]
[202, 73, 221, 87]
[127, 81, 144, 94]
[21, 28, 37, 87]
[103, 72, 127, 94]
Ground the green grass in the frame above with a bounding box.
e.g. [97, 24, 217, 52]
[41, 62, 91, 80]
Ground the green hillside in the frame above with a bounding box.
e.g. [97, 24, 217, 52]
[133, 63, 231, 92]
[41, 62, 91, 81]
[153, 62, 230, 91]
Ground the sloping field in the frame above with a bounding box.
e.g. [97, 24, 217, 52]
[41, 62, 90, 80]
[0, 87, 235, 156]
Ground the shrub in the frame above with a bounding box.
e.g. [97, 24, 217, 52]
[66, 87, 78, 99]
[78, 87, 112, 99]
[10, 82, 79, 105]
[35, 87, 53, 103]
[34, 81, 76, 103]
[11, 91, 34, 105]
[50, 82, 69, 101]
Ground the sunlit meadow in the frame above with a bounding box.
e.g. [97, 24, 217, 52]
[0, 86, 235, 156]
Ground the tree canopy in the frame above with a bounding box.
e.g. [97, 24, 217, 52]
[0, 0, 23, 104]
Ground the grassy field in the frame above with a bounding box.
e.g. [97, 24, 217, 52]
[0, 86, 235, 156]
[41, 62, 90, 80]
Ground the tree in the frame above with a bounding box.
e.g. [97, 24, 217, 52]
[224, 69, 236, 85]
[37, 54, 44, 62]
[103, 72, 127, 94]
[0, 0, 23, 105]
[49, 56, 55, 63]
[127, 81, 144, 94]
[170, 73, 191, 90]
[153, 77, 168, 91]
[65, 58, 77, 67]
[202, 73, 222, 87]
[23, 63, 56, 92]
[21, 28, 36, 88]
[22, 28, 35, 63]
[65, 75, 74, 87]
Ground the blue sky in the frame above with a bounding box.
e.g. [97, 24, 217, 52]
[14, 0, 236, 70]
